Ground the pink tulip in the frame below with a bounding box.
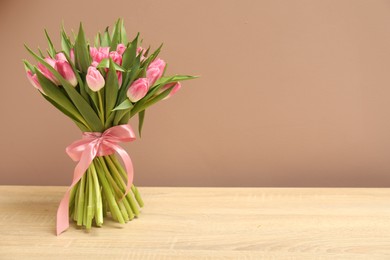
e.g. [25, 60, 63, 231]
[116, 44, 126, 55]
[109, 51, 122, 65]
[146, 58, 166, 86]
[90, 47, 98, 58]
[136, 47, 144, 55]
[137, 47, 146, 62]
[99, 47, 110, 56]
[94, 52, 108, 63]
[86, 66, 105, 92]
[55, 52, 67, 62]
[55, 60, 78, 87]
[159, 82, 182, 100]
[70, 49, 75, 64]
[127, 78, 149, 102]
[117, 71, 123, 86]
[45, 57, 56, 67]
[90, 47, 110, 63]
[26, 70, 44, 94]
[38, 57, 59, 85]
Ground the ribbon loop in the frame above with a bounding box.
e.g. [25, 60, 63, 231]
[56, 124, 136, 235]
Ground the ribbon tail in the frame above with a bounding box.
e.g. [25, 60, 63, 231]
[56, 190, 71, 236]
[56, 145, 96, 236]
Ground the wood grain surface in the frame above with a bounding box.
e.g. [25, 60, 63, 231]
[0, 186, 389, 259]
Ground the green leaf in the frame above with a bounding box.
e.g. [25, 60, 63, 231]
[61, 34, 71, 56]
[153, 75, 199, 87]
[117, 58, 141, 103]
[62, 51, 89, 101]
[104, 111, 115, 129]
[101, 27, 111, 47]
[74, 23, 90, 73]
[42, 93, 89, 132]
[134, 75, 197, 110]
[138, 110, 145, 137]
[96, 58, 125, 72]
[70, 29, 77, 41]
[137, 43, 163, 78]
[110, 19, 122, 50]
[94, 33, 100, 47]
[44, 29, 56, 57]
[105, 59, 119, 120]
[131, 87, 172, 116]
[114, 109, 130, 125]
[98, 33, 103, 47]
[112, 98, 133, 111]
[162, 63, 168, 77]
[86, 88, 100, 115]
[143, 46, 151, 57]
[26, 45, 104, 132]
[121, 33, 139, 70]
[118, 44, 141, 99]
[120, 20, 128, 44]
[141, 43, 163, 68]
[62, 79, 104, 132]
[38, 47, 45, 58]
[23, 60, 35, 72]
[35, 70, 89, 130]
[120, 74, 197, 121]
[60, 24, 72, 56]
[118, 110, 131, 125]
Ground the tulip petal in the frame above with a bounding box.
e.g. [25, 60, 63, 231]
[86, 66, 105, 92]
[127, 78, 149, 102]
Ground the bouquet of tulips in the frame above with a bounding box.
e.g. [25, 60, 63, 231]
[24, 19, 196, 235]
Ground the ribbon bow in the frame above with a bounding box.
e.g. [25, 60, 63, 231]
[56, 124, 136, 235]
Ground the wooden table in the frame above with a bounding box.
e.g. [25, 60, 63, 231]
[0, 186, 389, 259]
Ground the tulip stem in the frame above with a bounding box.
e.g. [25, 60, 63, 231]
[109, 155, 144, 207]
[97, 90, 105, 124]
[68, 154, 143, 231]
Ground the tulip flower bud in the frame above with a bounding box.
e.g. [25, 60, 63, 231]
[116, 44, 126, 55]
[117, 71, 123, 87]
[86, 66, 105, 92]
[90, 46, 110, 63]
[127, 78, 149, 102]
[137, 47, 146, 62]
[55, 60, 78, 87]
[55, 52, 67, 62]
[99, 47, 110, 56]
[70, 49, 75, 64]
[26, 70, 44, 94]
[109, 51, 122, 65]
[45, 57, 56, 67]
[90, 47, 98, 59]
[38, 57, 59, 85]
[158, 82, 182, 100]
[146, 58, 166, 86]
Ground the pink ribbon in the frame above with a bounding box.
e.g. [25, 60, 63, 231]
[56, 124, 136, 236]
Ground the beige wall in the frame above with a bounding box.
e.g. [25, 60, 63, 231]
[1, 0, 390, 187]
